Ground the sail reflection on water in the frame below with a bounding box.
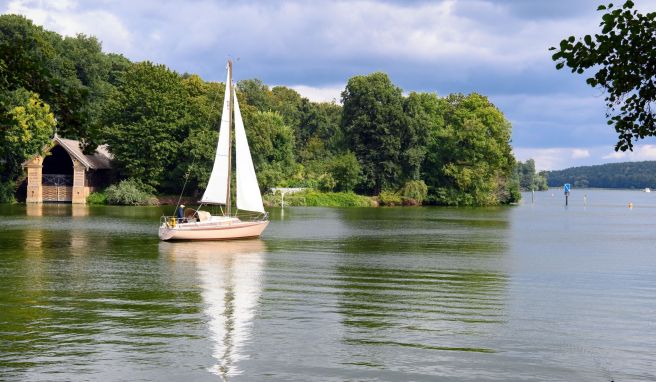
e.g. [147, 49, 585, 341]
[160, 240, 266, 378]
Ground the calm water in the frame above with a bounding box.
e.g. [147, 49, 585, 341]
[0, 189, 654, 381]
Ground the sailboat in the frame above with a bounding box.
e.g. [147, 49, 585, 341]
[159, 60, 269, 241]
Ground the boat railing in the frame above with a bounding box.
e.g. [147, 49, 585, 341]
[160, 215, 178, 228]
[159, 210, 268, 228]
[237, 210, 269, 222]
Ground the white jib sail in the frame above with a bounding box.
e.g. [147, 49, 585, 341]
[233, 88, 265, 213]
[201, 70, 232, 204]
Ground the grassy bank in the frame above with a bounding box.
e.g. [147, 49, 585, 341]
[264, 190, 376, 207]
[88, 186, 420, 208]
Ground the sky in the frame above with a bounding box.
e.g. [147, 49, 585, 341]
[3, 0, 656, 170]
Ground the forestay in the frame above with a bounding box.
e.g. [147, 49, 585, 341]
[201, 70, 231, 204]
[233, 88, 265, 213]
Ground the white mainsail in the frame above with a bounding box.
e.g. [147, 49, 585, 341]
[233, 88, 265, 213]
[158, 61, 269, 241]
[200, 70, 231, 204]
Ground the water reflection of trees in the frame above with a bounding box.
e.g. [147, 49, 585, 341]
[334, 209, 510, 371]
[336, 264, 508, 370]
[161, 240, 266, 380]
[0, 216, 108, 379]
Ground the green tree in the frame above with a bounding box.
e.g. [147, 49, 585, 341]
[297, 101, 343, 161]
[516, 159, 548, 191]
[341, 72, 405, 194]
[534, 173, 548, 191]
[326, 152, 361, 192]
[241, 108, 296, 191]
[550, 0, 656, 151]
[58, 34, 124, 150]
[270, 86, 304, 129]
[0, 15, 126, 150]
[424, 93, 515, 206]
[518, 159, 536, 190]
[0, 88, 56, 181]
[403, 92, 442, 181]
[0, 15, 55, 97]
[166, 77, 225, 194]
[399, 179, 428, 204]
[237, 79, 271, 112]
[103, 62, 188, 189]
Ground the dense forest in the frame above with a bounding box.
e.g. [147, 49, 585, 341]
[546, 161, 656, 189]
[0, 15, 522, 206]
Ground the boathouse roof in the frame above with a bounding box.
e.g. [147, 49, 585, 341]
[22, 135, 113, 170]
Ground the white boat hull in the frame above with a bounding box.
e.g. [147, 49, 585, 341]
[159, 219, 269, 241]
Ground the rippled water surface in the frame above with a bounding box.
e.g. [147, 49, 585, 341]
[1, 189, 655, 381]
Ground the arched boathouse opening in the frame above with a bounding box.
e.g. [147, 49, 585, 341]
[42, 145, 74, 202]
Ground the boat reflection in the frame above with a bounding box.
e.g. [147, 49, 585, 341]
[160, 240, 266, 379]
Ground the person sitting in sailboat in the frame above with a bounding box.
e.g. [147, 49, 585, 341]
[176, 204, 185, 223]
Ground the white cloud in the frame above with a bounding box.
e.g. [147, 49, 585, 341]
[603, 151, 626, 160]
[288, 84, 343, 103]
[514, 147, 575, 171]
[6, 0, 134, 56]
[571, 149, 590, 159]
[516, 143, 656, 171]
[515, 147, 604, 171]
[602, 145, 656, 161]
[1, 0, 613, 72]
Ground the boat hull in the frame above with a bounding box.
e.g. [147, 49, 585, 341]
[159, 220, 269, 241]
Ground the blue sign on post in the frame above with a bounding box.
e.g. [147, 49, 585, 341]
[564, 183, 571, 194]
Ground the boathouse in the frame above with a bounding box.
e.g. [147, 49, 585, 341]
[22, 135, 113, 204]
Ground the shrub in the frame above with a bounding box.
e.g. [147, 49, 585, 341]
[399, 180, 428, 204]
[105, 179, 159, 206]
[378, 190, 402, 206]
[317, 173, 336, 192]
[0, 181, 16, 204]
[87, 192, 108, 205]
[302, 191, 373, 207]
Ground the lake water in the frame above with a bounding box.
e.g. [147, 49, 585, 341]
[0, 189, 654, 381]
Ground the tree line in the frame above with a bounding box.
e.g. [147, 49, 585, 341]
[546, 161, 656, 189]
[1, 15, 520, 206]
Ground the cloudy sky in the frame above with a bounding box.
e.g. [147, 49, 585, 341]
[3, 0, 656, 170]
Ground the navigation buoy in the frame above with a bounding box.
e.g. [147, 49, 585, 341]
[628, 202, 633, 209]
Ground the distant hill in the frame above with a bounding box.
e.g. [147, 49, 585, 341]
[546, 161, 656, 189]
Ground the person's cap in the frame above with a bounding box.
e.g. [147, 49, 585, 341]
[180, 204, 185, 208]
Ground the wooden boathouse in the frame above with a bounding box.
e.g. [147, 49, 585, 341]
[22, 135, 112, 204]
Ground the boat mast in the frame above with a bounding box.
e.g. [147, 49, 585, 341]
[226, 59, 233, 216]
